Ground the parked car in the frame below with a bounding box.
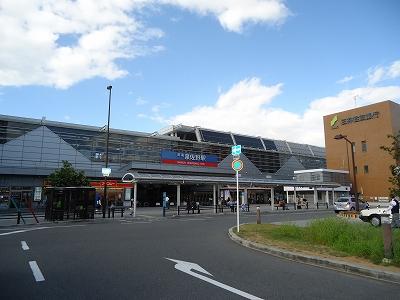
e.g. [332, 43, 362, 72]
[359, 207, 392, 227]
[333, 197, 369, 213]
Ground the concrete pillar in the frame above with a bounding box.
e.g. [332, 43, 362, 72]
[293, 187, 297, 204]
[212, 185, 216, 207]
[133, 182, 138, 217]
[177, 184, 181, 207]
[325, 190, 329, 205]
[313, 187, 318, 205]
[286, 190, 289, 203]
[217, 185, 221, 205]
[134, 183, 138, 204]
[332, 188, 335, 205]
[270, 187, 275, 211]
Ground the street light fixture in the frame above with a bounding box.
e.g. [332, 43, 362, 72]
[334, 134, 359, 211]
[102, 85, 112, 218]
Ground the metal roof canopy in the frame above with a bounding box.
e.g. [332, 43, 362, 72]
[121, 172, 340, 188]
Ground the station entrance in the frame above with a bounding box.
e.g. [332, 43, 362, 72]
[136, 183, 214, 207]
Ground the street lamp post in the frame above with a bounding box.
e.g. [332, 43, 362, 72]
[102, 85, 112, 218]
[334, 134, 359, 211]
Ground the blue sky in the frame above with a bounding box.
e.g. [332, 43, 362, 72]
[0, 0, 399, 146]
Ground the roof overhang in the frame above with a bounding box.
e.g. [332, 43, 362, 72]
[121, 172, 341, 188]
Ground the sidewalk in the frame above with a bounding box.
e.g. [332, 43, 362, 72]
[228, 227, 400, 284]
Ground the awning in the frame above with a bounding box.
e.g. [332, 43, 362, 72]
[121, 172, 341, 188]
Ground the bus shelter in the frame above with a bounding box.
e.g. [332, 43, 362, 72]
[45, 187, 96, 221]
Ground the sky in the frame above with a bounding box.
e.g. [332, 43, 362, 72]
[0, 0, 399, 147]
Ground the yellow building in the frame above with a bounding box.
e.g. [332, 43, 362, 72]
[323, 100, 400, 200]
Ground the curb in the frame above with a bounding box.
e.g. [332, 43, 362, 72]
[228, 227, 400, 284]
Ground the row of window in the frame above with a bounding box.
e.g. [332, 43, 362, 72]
[354, 165, 369, 174]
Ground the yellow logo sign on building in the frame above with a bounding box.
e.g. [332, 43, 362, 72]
[330, 115, 339, 129]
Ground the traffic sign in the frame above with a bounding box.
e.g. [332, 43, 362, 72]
[231, 145, 241, 156]
[231, 159, 243, 172]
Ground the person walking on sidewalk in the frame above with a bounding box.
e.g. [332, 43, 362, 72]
[387, 195, 399, 228]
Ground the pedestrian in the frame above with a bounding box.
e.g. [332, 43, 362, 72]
[165, 196, 169, 209]
[387, 195, 399, 228]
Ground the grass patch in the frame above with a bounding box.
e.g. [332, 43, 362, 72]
[237, 218, 400, 267]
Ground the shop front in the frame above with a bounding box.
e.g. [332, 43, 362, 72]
[89, 180, 134, 208]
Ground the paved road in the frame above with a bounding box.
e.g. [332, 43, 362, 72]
[0, 210, 398, 299]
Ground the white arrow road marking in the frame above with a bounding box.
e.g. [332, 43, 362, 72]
[29, 261, 45, 282]
[166, 258, 263, 300]
[21, 241, 29, 250]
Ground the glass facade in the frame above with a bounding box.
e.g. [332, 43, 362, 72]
[0, 115, 327, 207]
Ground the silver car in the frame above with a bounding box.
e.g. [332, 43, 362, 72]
[333, 197, 369, 213]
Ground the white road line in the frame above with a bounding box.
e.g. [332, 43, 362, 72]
[178, 218, 210, 221]
[21, 241, 29, 250]
[0, 224, 85, 237]
[29, 261, 45, 282]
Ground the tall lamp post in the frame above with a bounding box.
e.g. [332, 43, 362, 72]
[102, 85, 112, 218]
[334, 134, 359, 211]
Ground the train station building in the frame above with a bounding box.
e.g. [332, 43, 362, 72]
[0, 114, 346, 209]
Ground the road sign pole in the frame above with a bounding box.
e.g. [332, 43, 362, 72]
[236, 170, 240, 233]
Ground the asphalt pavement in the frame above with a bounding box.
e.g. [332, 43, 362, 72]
[0, 208, 399, 300]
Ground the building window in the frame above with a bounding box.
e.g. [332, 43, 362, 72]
[361, 140, 367, 152]
[364, 165, 369, 174]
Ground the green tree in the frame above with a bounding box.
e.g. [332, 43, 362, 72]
[47, 160, 89, 187]
[381, 131, 400, 197]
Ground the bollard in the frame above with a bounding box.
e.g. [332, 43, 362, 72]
[256, 206, 261, 224]
[382, 214, 394, 262]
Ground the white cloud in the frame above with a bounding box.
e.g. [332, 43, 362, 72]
[169, 77, 400, 147]
[336, 76, 353, 84]
[367, 60, 400, 85]
[367, 66, 385, 85]
[135, 97, 148, 105]
[0, 0, 290, 88]
[161, 0, 290, 32]
[0, 0, 162, 88]
[388, 60, 400, 79]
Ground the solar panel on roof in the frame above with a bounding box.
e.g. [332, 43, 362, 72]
[287, 142, 312, 156]
[274, 140, 291, 153]
[200, 130, 233, 145]
[262, 139, 277, 151]
[310, 145, 325, 157]
[234, 135, 264, 149]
